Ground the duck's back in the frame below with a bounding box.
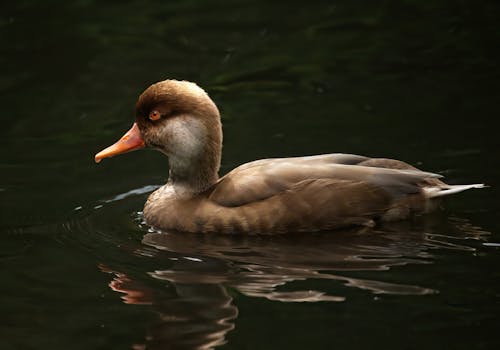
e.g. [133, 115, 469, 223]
[208, 154, 443, 207]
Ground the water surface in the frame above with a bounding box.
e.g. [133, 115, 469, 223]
[1, 1, 499, 349]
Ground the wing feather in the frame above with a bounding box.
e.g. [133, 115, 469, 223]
[209, 153, 441, 207]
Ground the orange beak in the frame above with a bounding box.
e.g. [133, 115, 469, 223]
[95, 123, 145, 163]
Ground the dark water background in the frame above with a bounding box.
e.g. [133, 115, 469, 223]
[1, 1, 500, 349]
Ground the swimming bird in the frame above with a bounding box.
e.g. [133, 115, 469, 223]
[95, 79, 484, 234]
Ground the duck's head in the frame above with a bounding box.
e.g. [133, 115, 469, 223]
[95, 80, 223, 189]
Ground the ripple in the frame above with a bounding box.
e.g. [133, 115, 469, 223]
[102, 185, 160, 203]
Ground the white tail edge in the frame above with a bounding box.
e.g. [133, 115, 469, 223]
[425, 184, 486, 198]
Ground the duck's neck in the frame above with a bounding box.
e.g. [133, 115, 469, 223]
[166, 128, 222, 195]
[168, 154, 220, 195]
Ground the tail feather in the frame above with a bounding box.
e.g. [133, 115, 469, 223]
[424, 184, 486, 198]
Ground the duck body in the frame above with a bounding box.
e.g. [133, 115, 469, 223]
[95, 80, 484, 234]
[143, 154, 478, 234]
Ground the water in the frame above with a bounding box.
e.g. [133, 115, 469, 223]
[1, 1, 500, 349]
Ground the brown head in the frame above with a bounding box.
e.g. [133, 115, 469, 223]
[95, 80, 223, 192]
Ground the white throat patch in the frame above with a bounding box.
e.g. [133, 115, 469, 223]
[160, 116, 207, 170]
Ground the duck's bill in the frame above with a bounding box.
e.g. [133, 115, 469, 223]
[95, 123, 145, 163]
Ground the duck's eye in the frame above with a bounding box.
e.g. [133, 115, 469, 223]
[149, 110, 161, 121]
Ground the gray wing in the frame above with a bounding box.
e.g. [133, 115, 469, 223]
[209, 153, 442, 207]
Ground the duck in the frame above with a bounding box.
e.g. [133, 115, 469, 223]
[95, 79, 484, 234]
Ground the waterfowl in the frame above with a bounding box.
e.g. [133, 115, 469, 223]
[95, 79, 484, 234]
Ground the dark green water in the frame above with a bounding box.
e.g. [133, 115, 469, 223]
[1, 1, 500, 349]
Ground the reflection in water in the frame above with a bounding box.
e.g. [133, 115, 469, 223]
[101, 217, 488, 350]
[100, 265, 237, 350]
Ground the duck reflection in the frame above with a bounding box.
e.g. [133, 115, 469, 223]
[141, 217, 488, 298]
[101, 217, 488, 350]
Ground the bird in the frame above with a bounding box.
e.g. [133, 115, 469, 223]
[95, 79, 484, 234]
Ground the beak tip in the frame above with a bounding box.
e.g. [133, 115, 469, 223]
[94, 152, 104, 163]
